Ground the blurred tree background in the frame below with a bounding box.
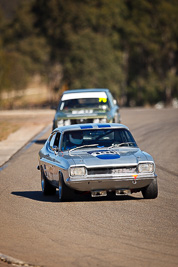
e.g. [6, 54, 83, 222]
[0, 0, 178, 108]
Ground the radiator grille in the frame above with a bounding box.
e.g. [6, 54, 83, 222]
[87, 166, 137, 175]
[70, 118, 94, 124]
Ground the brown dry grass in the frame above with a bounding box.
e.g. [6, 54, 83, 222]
[0, 110, 55, 142]
[0, 121, 21, 141]
[0, 93, 50, 110]
[0, 84, 57, 141]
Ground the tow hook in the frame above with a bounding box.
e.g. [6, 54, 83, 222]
[132, 174, 138, 184]
[132, 180, 137, 184]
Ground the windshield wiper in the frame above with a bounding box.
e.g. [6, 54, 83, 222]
[108, 142, 136, 148]
[69, 144, 99, 153]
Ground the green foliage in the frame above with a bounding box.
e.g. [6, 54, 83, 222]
[32, 0, 127, 98]
[0, 0, 178, 106]
[0, 0, 50, 94]
[0, 48, 28, 92]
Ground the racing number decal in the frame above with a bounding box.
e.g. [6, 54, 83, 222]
[99, 97, 107, 103]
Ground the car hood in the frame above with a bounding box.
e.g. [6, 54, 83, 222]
[63, 148, 150, 167]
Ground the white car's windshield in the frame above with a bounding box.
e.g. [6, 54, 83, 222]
[59, 98, 109, 111]
[58, 91, 110, 111]
[61, 128, 137, 151]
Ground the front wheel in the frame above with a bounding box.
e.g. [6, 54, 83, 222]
[142, 179, 158, 199]
[59, 174, 73, 202]
[41, 168, 56, 195]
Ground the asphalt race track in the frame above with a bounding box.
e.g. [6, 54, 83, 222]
[0, 108, 178, 267]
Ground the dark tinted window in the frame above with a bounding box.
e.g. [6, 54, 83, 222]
[59, 98, 109, 110]
[61, 128, 137, 151]
[49, 132, 61, 150]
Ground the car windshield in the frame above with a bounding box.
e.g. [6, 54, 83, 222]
[61, 128, 137, 151]
[59, 98, 109, 111]
[58, 92, 110, 111]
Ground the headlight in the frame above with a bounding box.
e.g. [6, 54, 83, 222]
[70, 167, 86, 177]
[93, 118, 100, 123]
[64, 119, 70, 126]
[138, 163, 154, 173]
[99, 118, 107, 123]
[57, 119, 70, 127]
[57, 120, 64, 127]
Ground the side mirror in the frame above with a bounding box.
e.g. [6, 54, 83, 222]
[53, 145, 59, 155]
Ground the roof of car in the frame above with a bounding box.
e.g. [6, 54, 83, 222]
[62, 88, 110, 94]
[53, 123, 129, 133]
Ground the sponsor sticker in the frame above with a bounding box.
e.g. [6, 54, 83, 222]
[88, 150, 120, 160]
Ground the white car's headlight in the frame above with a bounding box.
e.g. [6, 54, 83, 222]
[138, 163, 154, 173]
[57, 120, 64, 127]
[70, 167, 86, 177]
[93, 118, 100, 123]
[99, 118, 107, 123]
[64, 119, 70, 126]
[57, 119, 70, 127]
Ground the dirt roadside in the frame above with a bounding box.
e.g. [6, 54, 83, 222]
[0, 109, 55, 167]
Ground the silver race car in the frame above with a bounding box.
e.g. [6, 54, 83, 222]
[38, 123, 158, 201]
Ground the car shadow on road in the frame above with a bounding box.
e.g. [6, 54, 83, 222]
[73, 193, 143, 202]
[34, 139, 47, 145]
[11, 191, 143, 203]
[11, 191, 59, 203]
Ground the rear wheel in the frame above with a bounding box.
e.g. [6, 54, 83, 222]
[41, 168, 56, 195]
[142, 179, 158, 199]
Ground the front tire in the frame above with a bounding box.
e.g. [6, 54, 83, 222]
[59, 174, 73, 202]
[142, 179, 158, 199]
[41, 168, 56, 195]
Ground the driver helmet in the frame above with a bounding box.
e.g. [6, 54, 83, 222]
[69, 131, 83, 145]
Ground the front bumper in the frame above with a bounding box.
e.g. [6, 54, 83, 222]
[55, 115, 109, 127]
[65, 174, 157, 192]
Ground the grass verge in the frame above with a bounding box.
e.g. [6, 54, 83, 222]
[0, 122, 21, 142]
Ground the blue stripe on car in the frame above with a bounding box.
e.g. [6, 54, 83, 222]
[80, 125, 93, 129]
[97, 154, 120, 159]
[98, 124, 111, 128]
